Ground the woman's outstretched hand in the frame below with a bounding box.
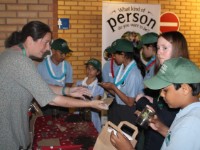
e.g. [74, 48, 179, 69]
[69, 86, 92, 99]
[89, 100, 109, 110]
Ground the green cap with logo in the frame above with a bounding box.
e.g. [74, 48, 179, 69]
[85, 58, 101, 71]
[108, 39, 133, 53]
[141, 32, 158, 45]
[51, 38, 73, 53]
[144, 57, 200, 90]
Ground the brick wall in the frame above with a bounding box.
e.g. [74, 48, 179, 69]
[57, 0, 200, 83]
[0, 0, 199, 84]
[57, 0, 103, 81]
[0, 0, 58, 52]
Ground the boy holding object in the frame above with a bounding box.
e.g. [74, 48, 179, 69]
[145, 57, 200, 149]
[111, 57, 200, 150]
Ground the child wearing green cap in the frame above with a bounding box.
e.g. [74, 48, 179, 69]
[38, 38, 73, 88]
[99, 39, 145, 127]
[136, 31, 190, 150]
[145, 57, 200, 149]
[37, 38, 73, 115]
[110, 57, 200, 150]
[140, 32, 158, 80]
[76, 58, 104, 132]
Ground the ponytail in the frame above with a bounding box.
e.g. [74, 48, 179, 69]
[5, 31, 22, 48]
[4, 21, 51, 48]
[124, 47, 146, 78]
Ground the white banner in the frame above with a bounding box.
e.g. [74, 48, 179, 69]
[102, 1, 161, 65]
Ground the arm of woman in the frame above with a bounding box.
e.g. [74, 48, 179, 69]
[49, 95, 108, 110]
[49, 85, 92, 99]
[11, 54, 107, 111]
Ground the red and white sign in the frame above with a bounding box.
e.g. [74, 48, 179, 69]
[160, 12, 180, 33]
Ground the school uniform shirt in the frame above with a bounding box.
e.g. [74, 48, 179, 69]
[115, 62, 144, 105]
[76, 78, 104, 132]
[0, 49, 56, 149]
[143, 98, 178, 150]
[108, 60, 144, 126]
[102, 59, 120, 83]
[144, 64, 155, 80]
[37, 56, 73, 87]
[161, 102, 200, 150]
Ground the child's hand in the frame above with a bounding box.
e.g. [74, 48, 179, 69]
[149, 115, 160, 131]
[134, 110, 141, 117]
[110, 131, 134, 150]
[149, 114, 169, 137]
[98, 82, 115, 90]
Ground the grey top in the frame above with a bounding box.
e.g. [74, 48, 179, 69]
[0, 49, 56, 149]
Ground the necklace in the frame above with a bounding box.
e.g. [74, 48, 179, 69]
[18, 43, 26, 56]
[45, 56, 67, 84]
[114, 60, 136, 89]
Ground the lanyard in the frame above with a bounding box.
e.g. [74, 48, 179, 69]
[110, 57, 115, 78]
[18, 43, 26, 56]
[114, 60, 136, 89]
[45, 56, 67, 83]
[146, 56, 156, 71]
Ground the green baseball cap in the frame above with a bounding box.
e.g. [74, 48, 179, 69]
[105, 46, 114, 53]
[144, 57, 200, 90]
[110, 39, 133, 53]
[85, 58, 101, 71]
[141, 32, 158, 45]
[51, 38, 73, 53]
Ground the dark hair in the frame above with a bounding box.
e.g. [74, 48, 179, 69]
[97, 71, 102, 82]
[5, 21, 51, 48]
[143, 42, 157, 61]
[115, 47, 146, 78]
[155, 31, 189, 73]
[173, 83, 200, 96]
[144, 42, 157, 50]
